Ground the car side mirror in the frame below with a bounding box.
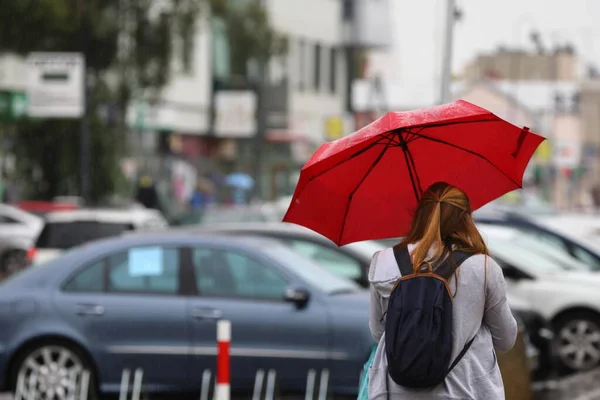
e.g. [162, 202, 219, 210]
[284, 287, 310, 308]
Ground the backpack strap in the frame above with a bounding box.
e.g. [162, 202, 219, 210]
[434, 251, 474, 280]
[441, 251, 477, 375]
[392, 245, 413, 276]
[447, 336, 476, 375]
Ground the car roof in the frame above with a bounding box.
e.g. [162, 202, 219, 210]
[43, 208, 164, 224]
[0, 203, 43, 225]
[101, 230, 282, 250]
[186, 222, 332, 242]
[0, 232, 285, 291]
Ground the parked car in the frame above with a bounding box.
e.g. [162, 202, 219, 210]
[478, 224, 593, 272]
[192, 222, 382, 286]
[485, 236, 600, 373]
[474, 209, 600, 270]
[11, 200, 80, 215]
[0, 233, 371, 398]
[194, 222, 551, 377]
[28, 208, 168, 265]
[0, 204, 43, 277]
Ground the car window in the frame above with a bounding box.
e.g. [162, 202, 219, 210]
[192, 247, 288, 300]
[63, 261, 105, 292]
[512, 227, 600, 270]
[520, 227, 568, 251]
[571, 246, 600, 269]
[36, 221, 135, 249]
[261, 246, 360, 294]
[107, 247, 180, 294]
[488, 240, 579, 274]
[0, 215, 19, 224]
[282, 239, 363, 280]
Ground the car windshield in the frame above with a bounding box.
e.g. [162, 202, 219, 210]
[263, 245, 360, 294]
[36, 221, 133, 249]
[509, 234, 590, 270]
[487, 239, 585, 274]
[479, 224, 594, 271]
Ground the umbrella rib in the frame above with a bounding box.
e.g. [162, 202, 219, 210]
[306, 138, 391, 184]
[402, 148, 420, 201]
[337, 138, 393, 245]
[405, 130, 522, 188]
[404, 118, 501, 131]
[306, 120, 499, 185]
[405, 146, 423, 199]
[398, 133, 422, 201]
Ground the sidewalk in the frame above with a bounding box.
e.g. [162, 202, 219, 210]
[534, 368, 600, 400]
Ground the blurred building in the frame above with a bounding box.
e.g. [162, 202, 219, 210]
[0, 54, 28, 172]
[150, 0, 392, 201]
[0, 0, 394, 202]
[461, 46, 578, 81]
[341, 0, 393, 132]
[580, 80, 600, 196]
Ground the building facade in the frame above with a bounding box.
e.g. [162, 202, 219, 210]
[461, 47, 579, 82]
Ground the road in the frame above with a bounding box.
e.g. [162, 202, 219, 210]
[534, 369, 600, 400]
[3, 370, 600, 400]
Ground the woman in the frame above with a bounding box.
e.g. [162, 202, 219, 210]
[367, 182, 518, 400]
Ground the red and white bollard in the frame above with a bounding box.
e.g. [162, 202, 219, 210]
[216, 320, 231, 400]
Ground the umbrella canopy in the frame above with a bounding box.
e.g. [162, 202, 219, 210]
[283, 100, 545, 245]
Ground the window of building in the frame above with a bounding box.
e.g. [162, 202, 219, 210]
[314, 44, 322, 91]
[298, 39, 306, 91]
[329, 48, 337, 94]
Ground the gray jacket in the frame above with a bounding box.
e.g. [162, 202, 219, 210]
[368, 245, 518, 400]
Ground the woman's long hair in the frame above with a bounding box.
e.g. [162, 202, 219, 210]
[399, 182, 487, 272]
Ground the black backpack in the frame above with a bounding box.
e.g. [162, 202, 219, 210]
[384, 245, 476, 389]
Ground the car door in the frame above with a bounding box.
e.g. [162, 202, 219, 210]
[278, 238, 367, 285]
[187, 245, 330, 392]
[53, 245, 193, 392]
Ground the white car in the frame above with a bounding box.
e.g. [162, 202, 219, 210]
[29, 208, 168, 265]
[0, 204, 43, 275]
[478, 223, 593, 271]
[530, 214, 600, 248]
[483, 235, 600, 372]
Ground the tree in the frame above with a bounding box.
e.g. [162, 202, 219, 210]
[0, 0, 284, 202]
[209, 0, 287, 77]
[0, 0, 203, 202]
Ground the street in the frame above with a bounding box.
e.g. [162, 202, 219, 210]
[3, 370, 600, 400]
[533, 369, 600, 400]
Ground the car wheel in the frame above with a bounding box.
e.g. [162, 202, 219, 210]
[1, 249, 27, 278]
[553, 311, 600, 372]
[10, 341, 98, 400]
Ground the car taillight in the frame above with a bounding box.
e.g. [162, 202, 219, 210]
[26, 248, 36, 261]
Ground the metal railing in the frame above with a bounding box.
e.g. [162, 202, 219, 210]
[12, 366, 330, 400]
[10, 320, 332, 400]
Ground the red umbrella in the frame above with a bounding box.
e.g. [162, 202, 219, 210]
[283, 100, 545, 246]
